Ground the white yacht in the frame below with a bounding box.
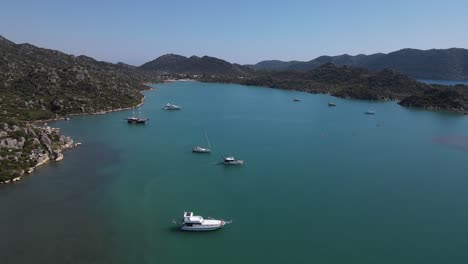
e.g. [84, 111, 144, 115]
[293, 98, 301, 102]
[192, 146, 211, 153]
[180, 212, 226, 231]
[365, 110, 376, 115]
[164, 103, 182, 110]
[223, 156, 244, 165]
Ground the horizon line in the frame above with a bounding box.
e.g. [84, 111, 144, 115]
[1, 34, 466, 67]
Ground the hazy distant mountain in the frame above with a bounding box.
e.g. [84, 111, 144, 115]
[139, 54, 252, 76]
[250, 48, 468, 80]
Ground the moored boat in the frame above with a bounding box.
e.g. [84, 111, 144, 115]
[293, 98, 301, 102]
[192, 146, 211, 153]
[164, 103, 182, 110]
[180, 212, 225, 231]
[127, 108, 148, 124]
[223, 156, 244, 165]
[328, 102, 336, 106]
[365, 110, 376, 115]
[127, 118, 147, 124]
[192, 130, 212, 153]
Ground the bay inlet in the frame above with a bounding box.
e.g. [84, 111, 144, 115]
[2, 81, 468, 263]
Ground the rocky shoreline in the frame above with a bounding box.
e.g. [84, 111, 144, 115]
[0, 123, 76, 184]
[0, 89, 152, 185]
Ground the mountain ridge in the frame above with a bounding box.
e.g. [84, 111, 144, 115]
[139, 53, 253, 76]
[250, 48, 468, 80]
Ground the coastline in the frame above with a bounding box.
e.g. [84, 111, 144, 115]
[1, 86, 155, 186]
[198, 79, 468, 115]
[33, 95, 147, 124]
[0, 126, 76, 185]
[33, 85, 155, 124]
[164, 79, 197, 83]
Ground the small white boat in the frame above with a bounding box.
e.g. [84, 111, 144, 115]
[365, 110, 376, 115]
[192, 146, 211, 153]
[328, 102, 336, 107]
[293, 98, 301, 102]
[223, 156, 244, 165]
[192, 130, 211, 153]
[164, 103, 182, 110]
[180, 212, 226, 231]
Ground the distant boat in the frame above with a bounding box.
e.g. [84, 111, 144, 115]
[65, 117, 71, 121]
[127, 108, 148, 124]
[192, 130, 211, 153]
[328, 102, 336, 107]
[164, 103, 182, 110]
[180, 212, 226, 231]
[192, 146, 211, 153]
[365, 110, 376, 115]
[223, 156, 244, 165]
[293, 98, 301, 102]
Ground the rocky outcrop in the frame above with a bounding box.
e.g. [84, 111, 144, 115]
[0, 137, 25, 149]
[0, 122, 76, 184]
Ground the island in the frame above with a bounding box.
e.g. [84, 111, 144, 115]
[194, 64, 468, 113]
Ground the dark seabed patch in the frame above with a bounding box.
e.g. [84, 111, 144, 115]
[0, 142, 120, 264]
[434, 135, 468, 151]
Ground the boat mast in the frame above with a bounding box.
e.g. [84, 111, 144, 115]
[204, 129, 211, 149]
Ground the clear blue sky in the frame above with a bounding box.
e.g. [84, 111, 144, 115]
[1, 0, 467, 65]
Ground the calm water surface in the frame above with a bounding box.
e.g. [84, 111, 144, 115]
[2, 82, 468, 264]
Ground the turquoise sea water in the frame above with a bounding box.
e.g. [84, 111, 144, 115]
[2, 81, 468, 264]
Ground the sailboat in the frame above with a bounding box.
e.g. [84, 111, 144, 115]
[192, 130, 211, 153]
[127, 108, 148, 124]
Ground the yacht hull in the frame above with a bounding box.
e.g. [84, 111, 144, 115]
[192, 148, 211, 153]
[180, 212, 226, 232]
[180, 225, 223, 231]
[223, 161, 244, 165]
[181, 219, 225, 231]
